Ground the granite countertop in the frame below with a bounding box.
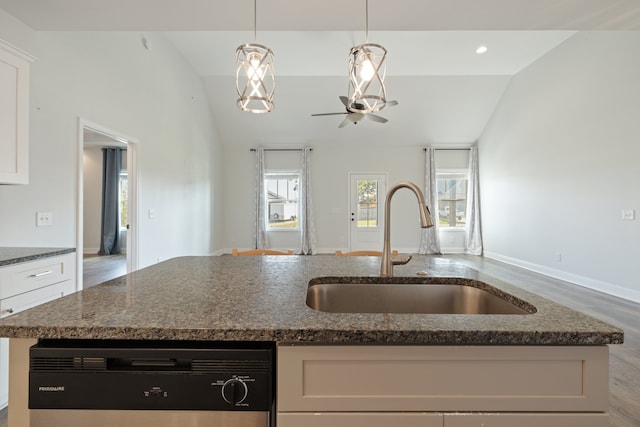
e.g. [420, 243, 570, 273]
[0, 247, 76, 267]
[0, 255, 624, 345]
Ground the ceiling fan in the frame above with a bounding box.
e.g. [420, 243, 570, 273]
[311, 96, 398, 128]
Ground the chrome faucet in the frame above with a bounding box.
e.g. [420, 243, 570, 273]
[380, 181, 434, 277]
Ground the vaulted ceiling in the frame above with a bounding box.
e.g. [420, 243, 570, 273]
[2, 0, 639, 147]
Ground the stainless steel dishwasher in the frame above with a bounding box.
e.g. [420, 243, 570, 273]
[28, 339, 275, 427]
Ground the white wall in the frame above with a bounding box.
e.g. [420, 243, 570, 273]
[479, 32, 640, 302]
[0, 15, 222, 267]
[222, 144, 432, 253]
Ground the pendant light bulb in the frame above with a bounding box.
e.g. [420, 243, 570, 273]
[248, 52, 264, 82]
[359, 54, 375, 82]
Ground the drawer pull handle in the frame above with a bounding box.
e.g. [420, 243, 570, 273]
[30, 270, 53, 278]
[2, 308, 14, 315]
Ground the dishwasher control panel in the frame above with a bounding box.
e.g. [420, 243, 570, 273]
[29, 339, 274, 411]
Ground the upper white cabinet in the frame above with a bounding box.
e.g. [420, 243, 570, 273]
[0, 40, 34, 185]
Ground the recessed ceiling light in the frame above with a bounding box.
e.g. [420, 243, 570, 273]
[476, 45, 488, 54]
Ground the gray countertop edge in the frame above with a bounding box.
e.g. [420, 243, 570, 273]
[0, 326, 622, 345]
[0, 247, 76, 267]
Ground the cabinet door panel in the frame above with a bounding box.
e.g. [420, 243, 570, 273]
[279, 412, 443, 427]
[277, 345, 608, 412]
[444, 413, 608, 427]
[0, 42, 32, 184]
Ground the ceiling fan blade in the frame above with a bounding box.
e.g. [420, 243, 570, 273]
[311, 112, 348, 116]
[338, 117, 352, 128]
[366, 114, 388, 124]
[339, 96, 349, 107]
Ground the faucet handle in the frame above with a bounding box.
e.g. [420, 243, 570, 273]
[392, 254, 412, 266]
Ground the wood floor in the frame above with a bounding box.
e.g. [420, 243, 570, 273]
[0, 254, 637, 426]
[82, 253, 127, 288]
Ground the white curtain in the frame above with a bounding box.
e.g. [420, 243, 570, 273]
[465, 145, 483, 255]
[298, 147, 316, 254]
[254, 147, 269, 249]
[419, 147, 442, 254]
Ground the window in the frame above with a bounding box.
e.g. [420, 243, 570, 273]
[356, 179, 379, 227]
[265, 171, 300, 231]
[436, 172, 468, 228]
[119, 170, 128, 230]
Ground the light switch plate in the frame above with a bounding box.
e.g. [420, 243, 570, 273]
[622, 209, 635, 220]
[36, 211, 53, 226]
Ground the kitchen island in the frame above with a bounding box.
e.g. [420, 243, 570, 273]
[0, 255, 624, 426]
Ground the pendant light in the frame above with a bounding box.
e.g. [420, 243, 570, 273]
[236, 0, 275, 113]
[347, 0, 387, 114]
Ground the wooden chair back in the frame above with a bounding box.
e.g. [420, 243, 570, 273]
[232, 248, 295, 256]
[335, 250, 398, 256]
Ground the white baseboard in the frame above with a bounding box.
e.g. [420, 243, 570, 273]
[485, 251, 640, 304]
[83, 248, 127, 255]
[440, 247, 466, 254]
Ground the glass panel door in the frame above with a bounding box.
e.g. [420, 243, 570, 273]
[349, 173, 387, 251]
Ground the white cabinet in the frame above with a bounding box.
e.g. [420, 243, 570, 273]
[279, 412, 443, 427]
[443, 413, 609, 427]
[0, 39, 34, 185]
[0, 253, 76, 408]
[277, 344, 610, 427]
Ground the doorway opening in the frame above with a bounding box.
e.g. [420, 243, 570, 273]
[77, 119, 138, 289]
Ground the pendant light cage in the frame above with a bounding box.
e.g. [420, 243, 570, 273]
[347, 43, 387, 113]
[236, 43, 275, 113]
[235, 0, 274, 113]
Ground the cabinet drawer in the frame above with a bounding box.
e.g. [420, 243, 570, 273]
[0, 279, 75, 318]
[443, 412, 608, 427]
[0, 253, 74, 299]
[277, 345, 608, 413]
[279, 412, 443, 427]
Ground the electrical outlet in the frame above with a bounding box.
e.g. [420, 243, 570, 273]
[36, 212, 53, 227]
[622, 209, 635, 220]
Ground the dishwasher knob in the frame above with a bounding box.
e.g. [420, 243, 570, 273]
[221, 378, 248, 405]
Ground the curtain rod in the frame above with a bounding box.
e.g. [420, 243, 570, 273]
[250, 148, 312, 152]
[423, 148, 470, 151]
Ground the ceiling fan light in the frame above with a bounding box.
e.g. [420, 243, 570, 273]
[236, 43, 275, 113]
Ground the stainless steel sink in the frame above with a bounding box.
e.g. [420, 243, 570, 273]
[306, 278, 535, 315]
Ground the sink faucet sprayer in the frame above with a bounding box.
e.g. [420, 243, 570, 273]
[381, 181, 434, 277]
